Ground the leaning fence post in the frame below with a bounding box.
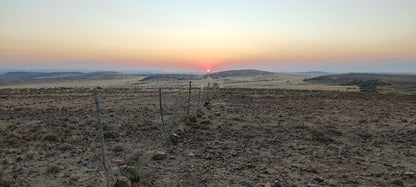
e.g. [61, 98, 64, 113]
[159, 88, 168, 141]
[94, 89, 111, 187]
[187, 81, 192, 115]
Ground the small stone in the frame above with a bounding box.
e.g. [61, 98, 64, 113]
[23, 136, 32, 141]
[152, 151, 167, 160]
[191, 123, 199, 128]
[185, 119, 191, 126]
[112, 159, 125, 165]
[63, 172, 71, 178]
[175, 129, 185, 135]
[190, 116, 197, 123]
[205, 154, 213, 160]
[392, 179, 403, 186]
[115, 176, 131, 187]
[244, 180, 253, 187]
[215, 112, 221, 116]
[313, 176, 324, 183]
[265, 182, 272, 187]
[404, 172, 414, 178]
[169, 133, 182, 143]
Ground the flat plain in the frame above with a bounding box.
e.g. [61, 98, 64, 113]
[1, 71, 415, 186]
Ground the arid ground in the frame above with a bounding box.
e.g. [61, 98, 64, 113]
[1, 84, 415, 186]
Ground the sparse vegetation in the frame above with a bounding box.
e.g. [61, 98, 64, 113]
[1, 80, 416, 186]
[309, 128, 332, 142]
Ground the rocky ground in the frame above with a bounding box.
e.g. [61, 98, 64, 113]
[0, 87, 415, 186]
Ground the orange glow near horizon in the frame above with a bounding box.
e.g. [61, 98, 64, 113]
[1, 1, 415, 72]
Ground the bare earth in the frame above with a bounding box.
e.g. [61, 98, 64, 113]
[1, 86, 415, 186]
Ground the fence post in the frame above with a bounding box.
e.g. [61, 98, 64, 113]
[94, 89, 111, 187]
[197, 88, 201, 108]
[187, 81, 191, 115]
[159, 88, 168, 141]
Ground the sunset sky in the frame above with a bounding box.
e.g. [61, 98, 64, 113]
[1, 0, 415, 72]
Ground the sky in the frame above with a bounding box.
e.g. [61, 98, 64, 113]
[1, 0, 415, 73]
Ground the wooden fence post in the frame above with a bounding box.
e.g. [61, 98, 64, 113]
[187, 81, 191, 115]
[94, 89, 111, 187]
[197, 88, 201, 108]
[159, 88, 168, 141]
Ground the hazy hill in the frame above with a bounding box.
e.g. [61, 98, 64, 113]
[140, 74, 202, 81]
[305, 73, 416, 84]
[305, 73, 416, 93]
[205, 69, 274, 79]
[0, 71, 142, 86]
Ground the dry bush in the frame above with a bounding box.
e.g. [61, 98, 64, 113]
[88, 148, 101, 161]
[112, 143, 124, 153]
[126, 149, 141, 165]
[59, 143, 74, 151]
[46, 164, 60, 173]
[43, 133, 59, 142]
[65, 135, 83, 145]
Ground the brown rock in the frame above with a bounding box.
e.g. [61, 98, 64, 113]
[265, 182, 272, 187]
[215, 112, 221, 116]
[191, 123, 199, 128]
[64, 172, 72, 178]
[115, 176, 131, 187]
[169, 133, 182, 143]
[190, 116, 197, 123]
[185, 119, 191, 126]
[175, 129, 185, 135]
[152, 151, 167, 160]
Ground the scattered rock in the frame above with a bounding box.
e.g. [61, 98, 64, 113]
[404, 171, 414, 178]
[392, 179, 403, 186]
[191, 123, 199, 128]
[169, 133, 182, 143]
[205, 154, 213, 160]
[190, 116, 197, 123]
[265, 182, 272, 187]
[152, 151, 167, 160]
[313, 176, 324, 183]
[115, 176, 131, 187]
[185, 119, 191, 126]
[64, 172, 72, 178]
[175, 128, 185, 135]
[215, 112, 221, 116]
[244, 179, 253, 187]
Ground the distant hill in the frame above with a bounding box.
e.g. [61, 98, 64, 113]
[141, 74, 202, 81]
[205, 69, 274, 79]
[304, 73, 416, 84]
[305, 73, 416, 93]
[0, 71, 143, 86]
[140, 69, 274, 81]
[291, 71, 330, 75]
